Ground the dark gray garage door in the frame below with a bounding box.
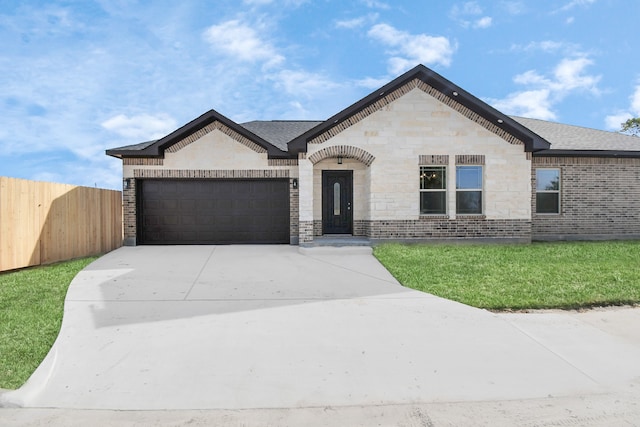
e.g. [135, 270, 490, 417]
[138, 179, 289, 244]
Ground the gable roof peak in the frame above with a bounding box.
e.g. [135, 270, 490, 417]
[288, 64, 551, 153]
[107, 108, 291, 159]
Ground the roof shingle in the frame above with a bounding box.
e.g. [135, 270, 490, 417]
[240, 121, 322, 151]
[511, 116, 640, 151]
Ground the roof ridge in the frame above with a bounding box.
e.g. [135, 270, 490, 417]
[241, 120, 323, 123]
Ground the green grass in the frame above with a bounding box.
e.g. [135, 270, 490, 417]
[374, 241, 640, 311]
[0, 257, 97, 389]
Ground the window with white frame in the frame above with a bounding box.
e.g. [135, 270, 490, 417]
[536, 168, 560, 214]
[420, 166, 447, 215]
[456, 165, 483, 214]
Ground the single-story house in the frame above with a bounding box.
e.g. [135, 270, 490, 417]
[106, 64, 640, 246]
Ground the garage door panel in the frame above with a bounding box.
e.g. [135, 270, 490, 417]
[179, 199, 196, 210]
[139, 179, 289, 244]
[161, 201, 177, 211]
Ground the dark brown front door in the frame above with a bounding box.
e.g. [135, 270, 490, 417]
[322, 171, 353, 234]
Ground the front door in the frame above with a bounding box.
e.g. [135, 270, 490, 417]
[322, 170, 353, 234]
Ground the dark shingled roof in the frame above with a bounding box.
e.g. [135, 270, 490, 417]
[240, 121, 323, 151]
[107, 117, 640, 156]
[110, 140, 158, 152]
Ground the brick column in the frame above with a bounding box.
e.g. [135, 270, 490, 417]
[289, 178, 299, 245]
[122, 178, 137, 246]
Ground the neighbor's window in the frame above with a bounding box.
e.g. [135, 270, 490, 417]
[420, 166, 447, 215]
[536, 168, 560, 214]
[456, 166, 483, 214]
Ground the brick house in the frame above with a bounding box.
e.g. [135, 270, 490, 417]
[106, 65, 640, 246]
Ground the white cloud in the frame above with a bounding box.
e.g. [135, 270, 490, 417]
[631, 84, 640, 114]
[361, 0, 390, 9]
[556, 0, 597, 12]
[605, 83, 640, 130]
[202, 20, 285, 69]
[501, 1, 525, 15]
[513, 70, 550, 86]
[552, 57, 600, 92]
[492, 89, 556, 120]
[101, 113, 178, 140]
[450, 2, 492, 29]
[335, 17, 367, 29]
[368, 23, 456, 74]
[604, 112, 632, 130]
[474, 16, 493, 28]
[511, 40, 569, 53]
[335, 13, 378, 29]
[451, 2, 483, 16]
[270, 69, 341, 98]
[355, 76, 391, 89]
[488, 56, 600, 120]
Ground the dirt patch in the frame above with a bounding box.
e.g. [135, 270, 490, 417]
[493, 304, 640, 314]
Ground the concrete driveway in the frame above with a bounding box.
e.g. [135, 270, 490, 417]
[3, 245, 640, 421]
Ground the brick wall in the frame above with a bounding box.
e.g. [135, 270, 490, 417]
[532, 157, 640, 240]
[366, 218, 531, 241]
[299, 221, 314, 243]
[313, 220, 322, 236]
[353, 220, 367, 237]
[289, 179, 299, 244]
[123, 178, 137, 245]
[312, 220, 368, 237]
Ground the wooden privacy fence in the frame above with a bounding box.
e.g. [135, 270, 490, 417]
[0, 177, 122, 272]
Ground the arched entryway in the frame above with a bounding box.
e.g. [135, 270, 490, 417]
[308, 145, 375, 237]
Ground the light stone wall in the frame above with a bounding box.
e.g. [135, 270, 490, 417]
[123, 129, 295, 178]
[305, 87, 531, 222]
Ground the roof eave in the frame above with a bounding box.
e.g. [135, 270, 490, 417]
[105, 150, 123, 159]
[534, 149, 640, 158]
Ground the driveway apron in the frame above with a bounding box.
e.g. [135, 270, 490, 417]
[3, 245, 640, 410]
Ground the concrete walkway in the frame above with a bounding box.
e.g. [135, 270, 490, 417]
[2, 245, 640, 424]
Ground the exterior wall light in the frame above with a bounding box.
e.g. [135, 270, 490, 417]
[338, 156, 343, 164]
[292, 178, 298, 189]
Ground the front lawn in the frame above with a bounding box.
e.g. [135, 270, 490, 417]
[0, 257, 97, 389]
[373, 241, 640, 310]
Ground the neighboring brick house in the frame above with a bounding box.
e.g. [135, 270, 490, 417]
[106, 65, 640, 246]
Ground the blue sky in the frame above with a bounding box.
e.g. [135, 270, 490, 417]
[1, 0, 639, 190]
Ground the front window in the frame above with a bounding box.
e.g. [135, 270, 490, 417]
[420, 166, 447, 215]
[456, 166, 483, 214]
[536, 168, 560, 214]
